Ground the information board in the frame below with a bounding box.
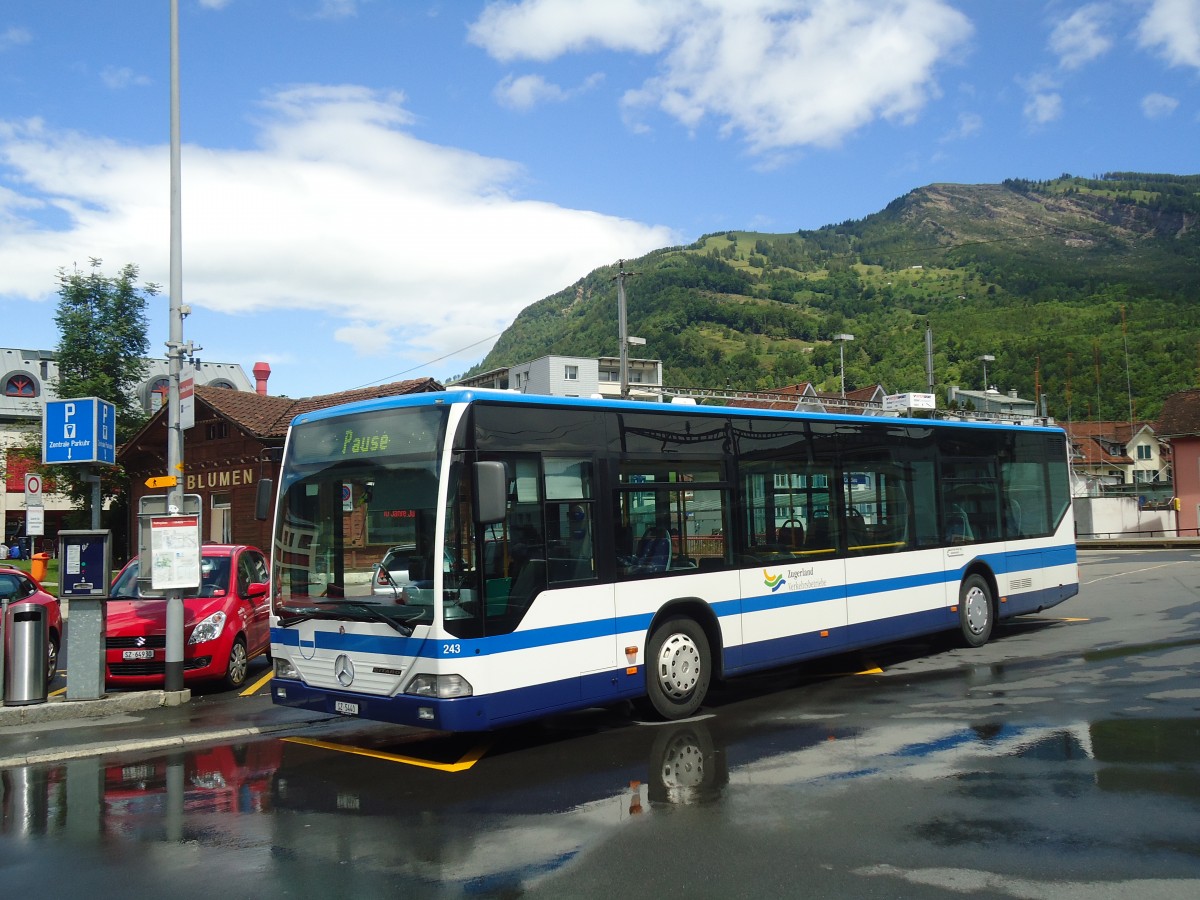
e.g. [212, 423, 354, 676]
[150, 515, 201, 590]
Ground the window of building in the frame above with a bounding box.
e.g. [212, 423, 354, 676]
[4, 374, 38, 397]
[149, 378, 170, 409]
[564, 365, 578, 381]
[1137, 444, 1152, 460]
[211, 492, 232, 543]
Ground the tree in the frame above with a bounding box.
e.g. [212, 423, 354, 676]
[48, 259, 157, 524]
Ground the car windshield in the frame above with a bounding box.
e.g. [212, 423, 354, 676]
[110, 554, 233, 599]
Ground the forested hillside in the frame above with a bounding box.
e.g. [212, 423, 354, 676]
[466, 173, 1200, 421]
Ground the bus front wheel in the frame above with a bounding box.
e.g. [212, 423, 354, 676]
[644, 616, 711, 720]
[958, 574, 994, 648]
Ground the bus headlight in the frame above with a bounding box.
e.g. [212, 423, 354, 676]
[188, 611, 226, 644]
[404, 673, 473, 698]
[273, 657, 299, 679]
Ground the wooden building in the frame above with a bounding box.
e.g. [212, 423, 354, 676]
[118, 378, 442, 557]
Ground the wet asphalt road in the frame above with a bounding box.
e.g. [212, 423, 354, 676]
[2, 547, 1200, 898]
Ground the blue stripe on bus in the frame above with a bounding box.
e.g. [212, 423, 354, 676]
[272, 542, 1079, 660]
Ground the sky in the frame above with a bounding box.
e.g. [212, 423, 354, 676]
[1, 0, 1197, 399]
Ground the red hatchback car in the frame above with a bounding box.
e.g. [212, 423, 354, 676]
[0, 565, 62, 683]
[105, 545, 271, 690]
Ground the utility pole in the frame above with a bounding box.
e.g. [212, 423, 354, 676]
[614, 260, 639, 400]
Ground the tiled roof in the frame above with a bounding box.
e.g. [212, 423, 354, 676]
[195, 378, 443, 439]
[1061, 420, 1154, 466]
[1156, 389, 1200, 437]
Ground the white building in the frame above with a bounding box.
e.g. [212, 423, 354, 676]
[452, 355, 665, 403]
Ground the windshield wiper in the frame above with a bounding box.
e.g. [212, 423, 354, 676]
[275, 601, 414, 636]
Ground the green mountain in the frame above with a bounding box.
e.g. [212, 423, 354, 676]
[467, 173, 1200, 421]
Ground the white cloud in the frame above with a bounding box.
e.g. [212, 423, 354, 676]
[1142, 91, 1179, 117]
[0, 86, 676, 372]
[940, 111, 982, 142]
[1024, 91, 1063, 126]
[101, 66, 152, 90]
[1138, 0, 1200, 68]
[468, 0, 684, 62]
[493, 72, 603, 111]
[1049, 3, 1112, 69]
[0, 26, 32, 51]
[470, 0, 973, 153]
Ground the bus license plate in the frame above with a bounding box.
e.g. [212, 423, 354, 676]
[335, 700, 359, 716]
[122, 649, 154, 661]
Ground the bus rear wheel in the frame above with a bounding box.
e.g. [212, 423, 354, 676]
[958, 574, 994, 648]
[644, 616, 711, 720]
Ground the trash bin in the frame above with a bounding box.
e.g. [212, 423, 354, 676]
[4, 601, 48, 706]
[30, 552, 50, 584]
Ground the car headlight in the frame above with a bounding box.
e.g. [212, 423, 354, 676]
[188, 610, 227, 645]
[404, 673, 473, 698]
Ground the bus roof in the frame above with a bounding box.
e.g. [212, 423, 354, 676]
[288, 388, 1064, 435]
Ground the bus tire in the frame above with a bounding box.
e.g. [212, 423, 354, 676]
[958, 574, 994, 648]
[644, 616, 711, 720]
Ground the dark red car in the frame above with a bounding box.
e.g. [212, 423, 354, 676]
[105, 545, 271, 690]
[0, 565, 62, 683]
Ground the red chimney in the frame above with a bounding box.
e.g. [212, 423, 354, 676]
[253, 361, 271, 396]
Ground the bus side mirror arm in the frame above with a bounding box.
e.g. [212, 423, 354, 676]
[474, 461, 507, 525]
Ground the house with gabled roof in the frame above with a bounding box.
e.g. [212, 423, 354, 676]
[118, 376, 442, 556]
[1062, 420, 1168, 495]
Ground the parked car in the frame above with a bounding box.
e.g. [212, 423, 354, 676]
[371, 545, 455, 601]
[105, 545, 271, 690]
[0, 565, 61, 683]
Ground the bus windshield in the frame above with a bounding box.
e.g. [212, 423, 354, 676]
[271, 404, 449, 630]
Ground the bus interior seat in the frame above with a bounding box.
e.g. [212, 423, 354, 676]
[634, 527, 671, 572]
[806, 517, 833, 551]
[777, 523, 804, 549]
[945, 507, 973, 543]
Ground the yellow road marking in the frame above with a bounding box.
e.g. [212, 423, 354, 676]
[49, 686, 67, 698]
[281, 736, 491, 771]
[241, 669, 275, 697]
[856, 666, 884, 675]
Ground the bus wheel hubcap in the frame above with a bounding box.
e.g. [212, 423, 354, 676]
[964, 586, 988, 634]
[657, 633, 701, 699]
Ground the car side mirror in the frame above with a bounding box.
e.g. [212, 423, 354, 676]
[247, 581, 269, 599]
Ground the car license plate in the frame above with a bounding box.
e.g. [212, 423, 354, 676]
[334, 700, 359, 716]
[122, 649, 155, 661]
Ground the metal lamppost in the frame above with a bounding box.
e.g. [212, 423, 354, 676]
[834, 334, 854, 399]
[978, 354, 995, 391]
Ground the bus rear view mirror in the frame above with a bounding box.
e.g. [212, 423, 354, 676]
[255, 478, 274, 521]
[474, 461, 507, 525]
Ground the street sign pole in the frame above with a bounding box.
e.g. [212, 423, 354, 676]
[164, 0, 186, 694]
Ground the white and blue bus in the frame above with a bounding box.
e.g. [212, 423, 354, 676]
[266, 389, 1077, 731]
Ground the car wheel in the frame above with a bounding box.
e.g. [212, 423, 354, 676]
[223, 636, 249, 690]
[46, 633, 59, 683]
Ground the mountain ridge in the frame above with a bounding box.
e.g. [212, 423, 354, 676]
[466, 173, 1200, 421]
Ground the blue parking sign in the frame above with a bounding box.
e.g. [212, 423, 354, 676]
[43, 397, 117, 465]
